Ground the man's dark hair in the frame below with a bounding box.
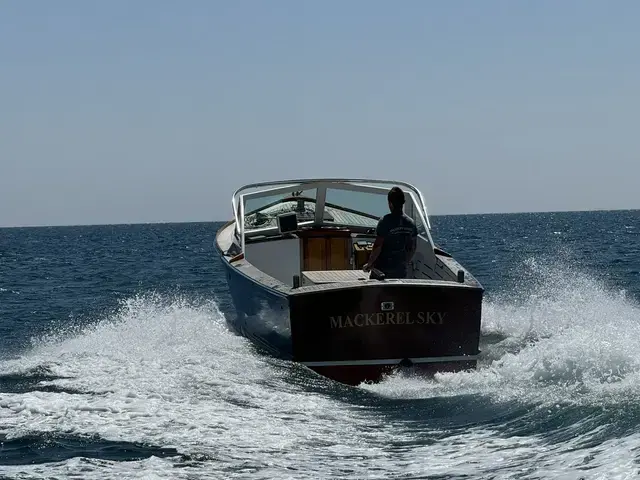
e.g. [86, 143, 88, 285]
[388, 186, 405, 211]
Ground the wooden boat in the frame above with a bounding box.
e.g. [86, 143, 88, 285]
[215, 178, 484, 385]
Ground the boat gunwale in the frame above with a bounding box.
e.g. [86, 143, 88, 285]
[287, 278, 484, 296]
[216, 254, 482, 298]
[215, 220, 484, 295]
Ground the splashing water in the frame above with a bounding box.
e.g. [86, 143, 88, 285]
[1, 294, 402, 478]
[366, 257, 640, 406]
[2, 258, 640, 478]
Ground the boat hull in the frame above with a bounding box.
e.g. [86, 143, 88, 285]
[289, 282, 482, 385]
[220, 258, 294, 360]
[220, 255, 482, 385]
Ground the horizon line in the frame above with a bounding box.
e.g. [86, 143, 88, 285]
[1, 207, 638, 229]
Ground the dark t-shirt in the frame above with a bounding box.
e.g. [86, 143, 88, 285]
[373, 211, 418, 275]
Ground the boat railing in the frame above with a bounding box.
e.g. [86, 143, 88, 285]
[232, 178, 430, 221]
[230, 178, 433, 250]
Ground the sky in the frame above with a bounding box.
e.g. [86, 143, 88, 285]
[1, 1, 639, 227]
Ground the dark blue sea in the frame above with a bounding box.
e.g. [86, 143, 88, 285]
[1, 211, 640, 479]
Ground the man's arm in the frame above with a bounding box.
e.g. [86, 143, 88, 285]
[363, 236, 384, 272]
[363, 218, 386, 272]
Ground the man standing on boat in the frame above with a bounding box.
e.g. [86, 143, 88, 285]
[363, 186, 418, 279]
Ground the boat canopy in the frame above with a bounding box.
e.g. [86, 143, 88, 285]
[230, 178, 434, 249]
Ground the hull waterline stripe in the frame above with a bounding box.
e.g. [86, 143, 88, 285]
[301, 355, 478, 367]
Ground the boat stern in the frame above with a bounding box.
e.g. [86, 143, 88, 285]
[289, 280, 483, 385]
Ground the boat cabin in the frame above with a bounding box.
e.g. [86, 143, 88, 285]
[218, 179, 464, 288]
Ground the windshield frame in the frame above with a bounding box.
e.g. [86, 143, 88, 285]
[231, 178, 434, 251]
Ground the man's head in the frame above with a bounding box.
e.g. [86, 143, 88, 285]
[387, 186, 405, 213]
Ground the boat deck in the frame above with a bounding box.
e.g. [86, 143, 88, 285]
[216, 218, 483, 296]
[301, 270, 369, 286]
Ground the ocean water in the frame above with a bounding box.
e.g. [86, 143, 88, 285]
[1, 211, 639, 479]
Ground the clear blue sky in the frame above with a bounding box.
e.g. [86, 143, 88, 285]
[1, 1, 638, 227]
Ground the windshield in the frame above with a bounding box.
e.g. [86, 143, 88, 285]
[240, 183, 429, 236]
[243, 189, 317, 231]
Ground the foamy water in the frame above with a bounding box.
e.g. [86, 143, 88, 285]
[2, 259, 640, 479]
[368, 258, 640, 404]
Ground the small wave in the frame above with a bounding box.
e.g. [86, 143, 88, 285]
[0, 432, 178, 466]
